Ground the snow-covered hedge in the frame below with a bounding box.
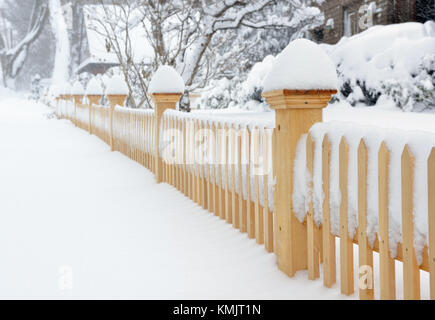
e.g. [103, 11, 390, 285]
[322, 21, 435, 111]
[199, 22, 435, 112]
[197, 56, 274, 111]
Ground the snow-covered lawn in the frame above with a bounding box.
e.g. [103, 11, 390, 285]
[0, 97, 354, 299]
[0, 97, 431, 299]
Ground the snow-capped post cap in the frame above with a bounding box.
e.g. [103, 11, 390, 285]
[148, 65, 185, 95]
[86, 77, 104, 96]
[106, 75, 128, 107]
[149, 66, 184, 184]
[61, 82, 72, 98]
[106, 75, 129, 96]
[71, 81, 85, 96]
[262, 39, 338, 109]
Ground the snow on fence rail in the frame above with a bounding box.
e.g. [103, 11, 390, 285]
[53, 39, 435, 300]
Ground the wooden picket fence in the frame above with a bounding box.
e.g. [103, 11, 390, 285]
[158, 111, 275, 252]
[305, 132, 434, 300]
[56, 95, 435, 300]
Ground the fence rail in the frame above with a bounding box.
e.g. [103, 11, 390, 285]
[56, 95, 435, 300]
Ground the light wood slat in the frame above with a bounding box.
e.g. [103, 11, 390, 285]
[378, 142, 396, 300]
[357, 140, 374, 300]
[322, 135, 336, 287]
[401, 145, 420, 300]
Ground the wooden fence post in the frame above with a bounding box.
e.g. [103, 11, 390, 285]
[429, 148, 435, 300]
[262, 89, 336, 277]
[150, 93, 182, 183]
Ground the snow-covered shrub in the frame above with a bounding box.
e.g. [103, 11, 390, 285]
[236, 55, 275, 110]
[30, 74, 42, 101]
[381, 53, 435, 111]
[322, 21, 435, 111]
[197, 77, 241, 109]
[198, 55, 275, 110]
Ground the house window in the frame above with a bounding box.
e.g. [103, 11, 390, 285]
[343, 8, 357, 37]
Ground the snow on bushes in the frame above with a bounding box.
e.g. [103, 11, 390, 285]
[197, 77, 241, 110]
[292, 121, 435, 264]
[322, 21, 435, 111]
[263, 39, 338, 92]
[148, 65, 185, 94]
[199, 38, 339, 110]
[199, 22, 434, 112]
[238, 55, 276, 111]
[198, 56, 275, 111]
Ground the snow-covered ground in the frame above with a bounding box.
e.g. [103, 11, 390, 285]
[0, 97, 431, 299]
[0, 97, 354, 299]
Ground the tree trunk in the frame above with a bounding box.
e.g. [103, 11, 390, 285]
[49, 0, 70, 84]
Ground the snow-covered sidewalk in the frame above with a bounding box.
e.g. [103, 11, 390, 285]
[0, 97, 354, 299]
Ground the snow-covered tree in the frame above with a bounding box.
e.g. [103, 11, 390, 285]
[49, 0, 71, 85]
[88, 0, 324, 108]
[0, 0, 49, 88]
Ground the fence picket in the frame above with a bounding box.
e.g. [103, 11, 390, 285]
[357, 139, 374, 300]
[401, 145, 421, 300]
[253, 127, 263, 244]
[231, 125, 239, 228]
[240, 128, 248, 232]
[322, 135, 336, 288]
[339, 137, 354, 295]
[246, 128, 255, 238]
[263, 129, 273, 252]
[238, 127, 245, 232]
[217, 123, 224, 219]
[211, 123, 218, 216]
[378, 142, 396, 300]
[224, 125, 232, 224]
[307, 133, 319, 280]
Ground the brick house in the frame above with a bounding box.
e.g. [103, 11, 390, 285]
[311, 0, 435, 44]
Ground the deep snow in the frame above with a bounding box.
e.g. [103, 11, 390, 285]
[0, 97, 431, 299]
[0, 97, 350, 299]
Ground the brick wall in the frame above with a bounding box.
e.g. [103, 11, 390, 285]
[311, 0, 422, 44]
